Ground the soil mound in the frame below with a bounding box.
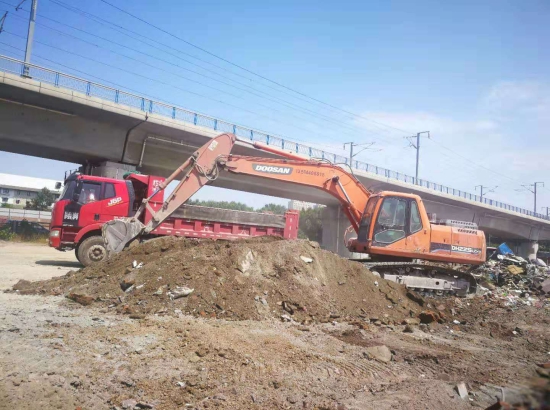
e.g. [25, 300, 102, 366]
[13, 237, 422, 322]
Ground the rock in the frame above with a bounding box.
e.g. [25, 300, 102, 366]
[135, 403, 154, 409]
[122, 399, 137, 409]
[419, 311, 439, 324]
[196, 347, 209, 357]
[168, 286, 194, 300]
[541, 279, 550, 294]
[287, 395, 299, 404]
[67, 293, 94, 306]
[402, 318, 420, 326]
[129, 314, 146, 320]
[213, 394, 227, 401]
[403, 325, 414, 333]
[281, 314, 292, 322]
[406, 290, 424, 306]
[436, 304, 446, 312]
[363, 345, 392, 363]
[120, 272, 136, 291]
[260, 298, 268, 306]
[300, 256, 313, 263]
[456, 382, 468, 399]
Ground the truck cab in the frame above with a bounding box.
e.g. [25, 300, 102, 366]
[49, 172, 135, 265]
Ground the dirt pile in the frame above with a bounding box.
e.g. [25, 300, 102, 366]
[12, 237, 422, 323]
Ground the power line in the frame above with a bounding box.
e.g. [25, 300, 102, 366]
[4, 0, 400, 143]
[82, 0, 418, 135]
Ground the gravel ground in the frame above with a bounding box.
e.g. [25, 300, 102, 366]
[0, 242, 548, 410]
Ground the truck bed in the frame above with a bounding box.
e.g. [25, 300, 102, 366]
[148, 204, 299, 241]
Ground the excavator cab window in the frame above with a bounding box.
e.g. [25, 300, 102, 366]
[373, 197, 407, 245]
[410, 201, 423, 233]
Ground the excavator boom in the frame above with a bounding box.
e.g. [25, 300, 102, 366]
[103, 133, 371, 253]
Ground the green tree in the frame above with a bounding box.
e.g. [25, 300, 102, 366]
[257, 203, 287, 215]
[1, 203, 14, 208]
[25, 188, 57, 211]
[186, 199, 254, 212]
[298, 207, 323, 242]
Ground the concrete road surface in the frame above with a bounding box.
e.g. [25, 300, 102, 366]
[0, 241, 80, 289]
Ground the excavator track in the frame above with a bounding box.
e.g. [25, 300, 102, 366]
[363, 261, 477, 297]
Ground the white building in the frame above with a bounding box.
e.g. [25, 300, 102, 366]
[288, 200, 319, 211]
[0, 173, 62, 208]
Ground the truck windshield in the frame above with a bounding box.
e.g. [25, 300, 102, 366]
[59, 180, 77, 200]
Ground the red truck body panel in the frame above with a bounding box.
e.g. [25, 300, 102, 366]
[49, 173, 299, 251]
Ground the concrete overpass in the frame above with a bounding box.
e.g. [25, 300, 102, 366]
[1, 56, 549, 258]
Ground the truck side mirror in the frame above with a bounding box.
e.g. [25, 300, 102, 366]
[55, 182, 62, 190]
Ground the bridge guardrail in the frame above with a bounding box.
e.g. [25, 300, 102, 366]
[0, 208, 52, 222]
[0, 55, 547, 221]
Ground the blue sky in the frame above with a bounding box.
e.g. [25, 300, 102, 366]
[0, 0, 548, 210]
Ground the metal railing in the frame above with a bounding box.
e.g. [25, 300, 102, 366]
[0, 55, 547, 221]
[0, 207, 52, 222]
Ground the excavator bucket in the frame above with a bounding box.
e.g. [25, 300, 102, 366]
[102, 218, 145, 255]
[102, 133, 238, 257]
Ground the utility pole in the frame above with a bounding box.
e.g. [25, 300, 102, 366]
[405, 131, 430, 183]
[343, 141, 378, 167]
[21, 0, 37, 77]
[475, 185, 497, 202]
[519, 182, 544, 214]
[542, 206, 550, 218]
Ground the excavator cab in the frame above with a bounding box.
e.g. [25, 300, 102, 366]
[351, 191, 485, 266]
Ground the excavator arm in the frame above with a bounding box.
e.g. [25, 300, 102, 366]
[103, 133, 371, 253]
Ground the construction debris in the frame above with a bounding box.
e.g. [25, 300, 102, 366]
[470, 243, 550, 308]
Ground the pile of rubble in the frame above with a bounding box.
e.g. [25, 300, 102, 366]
[10, 236, 423, 323]
[472, 243, 550, 307]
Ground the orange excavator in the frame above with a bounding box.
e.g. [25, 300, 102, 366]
[104, 133, 486, 295]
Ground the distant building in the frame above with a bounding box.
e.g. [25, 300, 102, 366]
[288, 200, 318, 211]
[0, 173, 62, 208]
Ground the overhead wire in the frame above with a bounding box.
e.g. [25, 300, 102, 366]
[96, 0, 416, 135]
[3, 1, 398, 144]
[0, 1, 538, 200]
[45, 0, 412, 136]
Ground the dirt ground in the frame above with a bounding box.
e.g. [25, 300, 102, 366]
[1, 241, 549, 410]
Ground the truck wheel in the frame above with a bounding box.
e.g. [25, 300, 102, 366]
[77, 236, 107, 266]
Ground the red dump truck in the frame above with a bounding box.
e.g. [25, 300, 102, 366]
[49, 172, 299, 266]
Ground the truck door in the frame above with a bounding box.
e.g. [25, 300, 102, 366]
[99, 182, 129, 222]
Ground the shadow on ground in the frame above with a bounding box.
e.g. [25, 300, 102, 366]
[36, 260, 82, 268]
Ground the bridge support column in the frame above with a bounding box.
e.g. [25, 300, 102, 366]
[516, 241, 539, 261]
[321, 205, 368, 259]
[90, 161, 136, 180]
